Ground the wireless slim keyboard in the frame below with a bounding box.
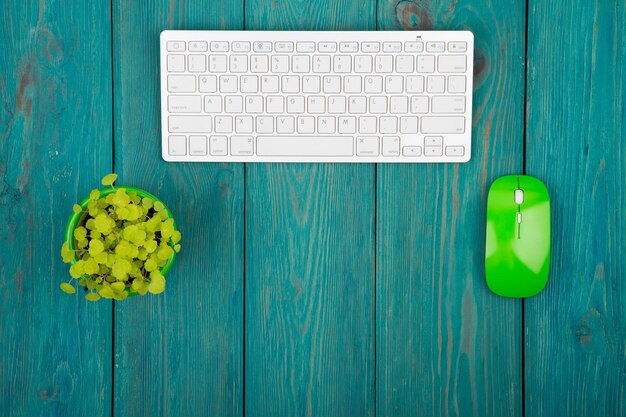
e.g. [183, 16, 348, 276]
[160, 30, 474, 163]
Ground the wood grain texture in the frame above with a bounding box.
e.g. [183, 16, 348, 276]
[112, 1, 244, 416]
[0, 1, 113, 416]
[244, 1, 377, 416]
[376, 1, 525, 416]
[525, 1, 626, 415]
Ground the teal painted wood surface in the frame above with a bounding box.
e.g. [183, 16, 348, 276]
[1, 0, 625, 416]
[111, 1, 244, 416]
[376, 1, 525, 416]
[525, 0, 626, 415]
[0, 1, 113, 416]
[244, 1, 377, 416]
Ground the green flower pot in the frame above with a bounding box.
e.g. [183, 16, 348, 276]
[64, 186, 177, 295]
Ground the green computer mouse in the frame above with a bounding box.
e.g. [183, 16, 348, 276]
[485, 175, 551, 297]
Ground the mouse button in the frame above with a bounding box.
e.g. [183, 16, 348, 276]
[514, 189, 524, 204]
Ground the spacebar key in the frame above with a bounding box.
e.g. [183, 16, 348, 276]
[257, 136, 354, 156]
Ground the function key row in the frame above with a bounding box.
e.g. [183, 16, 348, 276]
[166, 40, 467, 54]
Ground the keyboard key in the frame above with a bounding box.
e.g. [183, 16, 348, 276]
[297, 116, 315, 133]
[395, 55, 414, 73]
[313, 55, 331, 73]
[406, 75, 424, 93]
[271, 55, 290, 73]
[257, 136, 354, 157]
[204, 95, 222, 113]
[354, 55, 373, 73]
[168, 75, 195, 93]
[417, 55, 435, 73]
[349, 96, 367, 114]
[318, 42, 337, 52]
[338, 116, 356, 134]
[167, 54, 185, 72]
[323, 76, 341, 93]
[229, 55, 248, 73]
[240, 75, 259, 93]
[282, 75, 300, 93]
[438, 55, 467, 73]
[447, 75, 466, 93]
[382, 136, 400, 156]
[410, 96, 429, 113]
[251, 55, 269, 73]
[276, 116, 295, 133]
[403, 146, 422, 157]
[198, 75, 217, 93]
[364, 76, 383, 93]
[188, 41, 207, 52]
[266, 96, 284, 113]
[189, 135, 208, 155]
[375, 55, 393, 73]
[246, 96, 263, 113]
[168, 115, 212, 133]
[445, 146, 465, 156]
[385, 76, 403, 93]
[344, 76, 362, 93]
[168, 135, 186, 155]
[390, 96, 408, 114]
[356, 136, 379, 156]
[214, 115, 233, 133]
[230, 136, 254, 155]
[383, 42, 402, 52]
[448, 41, 467, 52]
[261, 75, 279, 93]
[253, 41, 272, 52]
[425, 136, 443, 146]
[210, 136, 228, 156]
[361, 42, 380, 52]
[296, 42, 315, 52]
[209, 55, 227, 72]
[426, 41, 445, 52]
[188, 55, 206, 72]
[425, 146, 443, 156]
[287, 96, 305, 113]
[220, 75, 238, 93]
[359, 116, 377, 133]
[307, 96, 325, 113]
[431, 96, 465, 114]
[427, 75, 445, 93]
[168, 95, 201, 113]
[404, 41, 423, 52]
[232, 41, 251, 52]
[235, 116, 254, 133]
[166, 41, 185, 52]
[400, 116, 418, 133]
[318, 116, 336, 134]
[211, 41, 229, 52]
[225, 95, 244, 113]
[421, 116, 465, 134]
[256, 116, 274, 133]
[340, 42, 358, 52]
[328, 96, 346, 114]
[380, 116, 397, 134]
[275, 41, 294, 52]
[292, 55, 310, 73]
[302, 75, 321, 93]
[333, 55, 351, 73]
[369, 96, 387, 114]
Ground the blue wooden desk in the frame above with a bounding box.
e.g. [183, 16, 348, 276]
[1, 0, 624, 416]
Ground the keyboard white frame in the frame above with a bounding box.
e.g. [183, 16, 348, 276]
[160, 30, 474, 163]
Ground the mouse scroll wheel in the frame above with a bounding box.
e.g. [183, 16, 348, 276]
[514, 189, 524, 205]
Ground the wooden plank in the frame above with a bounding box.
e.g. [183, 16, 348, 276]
[525, 1, 626, 415]
[0, 1, 112, 416]
[376, 1, 525, 416]
[111, 2, 244, 416]
[244, 1, 377, 416]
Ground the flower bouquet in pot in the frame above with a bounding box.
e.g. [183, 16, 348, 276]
[60, 174, 181, 301]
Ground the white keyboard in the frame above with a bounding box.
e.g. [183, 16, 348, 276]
[160, 30, 474, 163]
